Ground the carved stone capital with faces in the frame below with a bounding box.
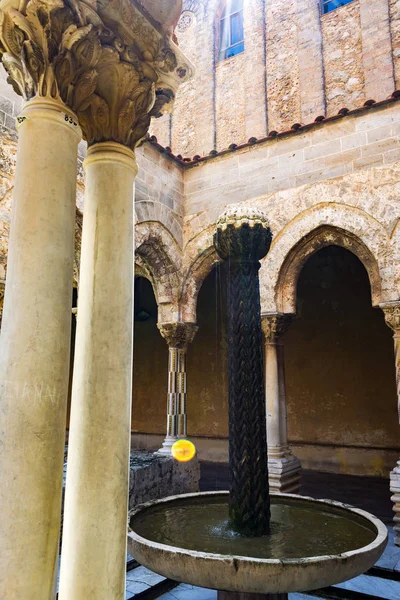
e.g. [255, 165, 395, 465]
[261, 313, 292, 344]
[158, 321, 198, 350]
[0, 0, 193, 149]
[380, 301, 400, 332]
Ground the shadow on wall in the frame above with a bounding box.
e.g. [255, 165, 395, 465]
[132, 277, 167, 434]
[285, 245, 399, 477]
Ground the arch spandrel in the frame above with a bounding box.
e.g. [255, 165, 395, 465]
[260, 203, 396, 314]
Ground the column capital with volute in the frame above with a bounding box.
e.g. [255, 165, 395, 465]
[261, 313, 292, 343]
[158, 321, 199, 350]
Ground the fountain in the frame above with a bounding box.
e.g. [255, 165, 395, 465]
[128, 208, 388, 600]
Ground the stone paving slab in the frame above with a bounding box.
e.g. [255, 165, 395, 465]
[335, 573, 400, 600]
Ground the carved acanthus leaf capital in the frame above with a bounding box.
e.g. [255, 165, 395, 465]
[158, 321, 198, 350]
[261, 313, 292, 343]
[0, 0, 193, 148]
[380, 302, 400, 333]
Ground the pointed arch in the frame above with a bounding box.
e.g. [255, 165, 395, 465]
[135, 222, 182, 321]
[260, 203, 396, 314]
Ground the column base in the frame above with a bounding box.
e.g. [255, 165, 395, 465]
[268, 454, 301, 494]
[156, 437, 177, 456]
[390, 460, 400, 546]
[218, 591, 288, 599]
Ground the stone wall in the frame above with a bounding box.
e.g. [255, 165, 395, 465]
[150, 0, 399, 156]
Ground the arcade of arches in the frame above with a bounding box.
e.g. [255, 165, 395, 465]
[0, 1, 400, 597]
[131, 244, 399, 480]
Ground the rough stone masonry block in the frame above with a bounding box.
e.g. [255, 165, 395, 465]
[129, 451, 200, 509]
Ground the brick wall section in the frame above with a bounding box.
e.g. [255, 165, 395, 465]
[184, 102, 400, 230]
[322, 1, 365, 117]
[265, 0, 301, 132]
[135, 143, 185, 247]
[297, 0, 325, 122]
[389, 0, 400, 89]
[359, 0, 395, 100]
[243, 0, 267, 139]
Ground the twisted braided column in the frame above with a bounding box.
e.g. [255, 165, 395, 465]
[214, 208, 272, 536]
[380, 301, 400, 546]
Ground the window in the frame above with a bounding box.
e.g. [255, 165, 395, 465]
[322, 0, 354, 14]
[219, 0, 244, 61]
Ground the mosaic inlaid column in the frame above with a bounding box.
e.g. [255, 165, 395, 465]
[261, 314, 301, 493]
[380, 301, 400, 546]
[157, 322, 198, 454]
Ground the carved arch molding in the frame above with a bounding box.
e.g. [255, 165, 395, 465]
[274, 225, 382, 314]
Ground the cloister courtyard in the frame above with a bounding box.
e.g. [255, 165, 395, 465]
[0, 0, 400, 599]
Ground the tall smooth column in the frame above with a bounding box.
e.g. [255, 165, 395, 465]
[59, 142, 137, 598]
[157, 322, 198, 454]
[0, 97, 81, 598]
[380, 301, 400, 546]
[261, 314, 301, 493]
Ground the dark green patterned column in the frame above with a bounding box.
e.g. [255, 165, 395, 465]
[214, 208, 272, 536]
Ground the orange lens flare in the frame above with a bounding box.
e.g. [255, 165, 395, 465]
[171, 439, 196, 462]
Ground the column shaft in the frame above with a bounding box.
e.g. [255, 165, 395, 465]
[265, 342, 283, 456]
[166, 347, 187, 441]
[380, 302, 400, 546]
[262, 314, 301, 494]
[277, 343, 289, 453]
[157, 322, 198, 455]
[59, 142, 137, 599]
[0, 98, 80, 598]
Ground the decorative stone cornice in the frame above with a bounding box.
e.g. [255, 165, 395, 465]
[158, 321, 198, 350]
[261, 313, 292, 343]
[380, 301, 400, 332]
[0, 0, 193, 149]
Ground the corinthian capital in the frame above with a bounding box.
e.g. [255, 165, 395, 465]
[0, 0, 193, 148]
[261, 313, 292, 343]
[158, 322, 198, 350]
[380, 301, 400, 332]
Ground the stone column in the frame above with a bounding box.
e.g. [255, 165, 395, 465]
[380, 301, 400, 546]
[0, 2, 86, 593]
[261, 314, 301, 493]
[214, 207, 272, 537]
[157, 322, 198, 454]
[57, 3, 193, 598]
[59, 141, 137, 599]
[0, 97, 81, 597]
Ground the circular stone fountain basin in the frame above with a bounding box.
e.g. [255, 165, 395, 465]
[128, 491, 387, 595]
